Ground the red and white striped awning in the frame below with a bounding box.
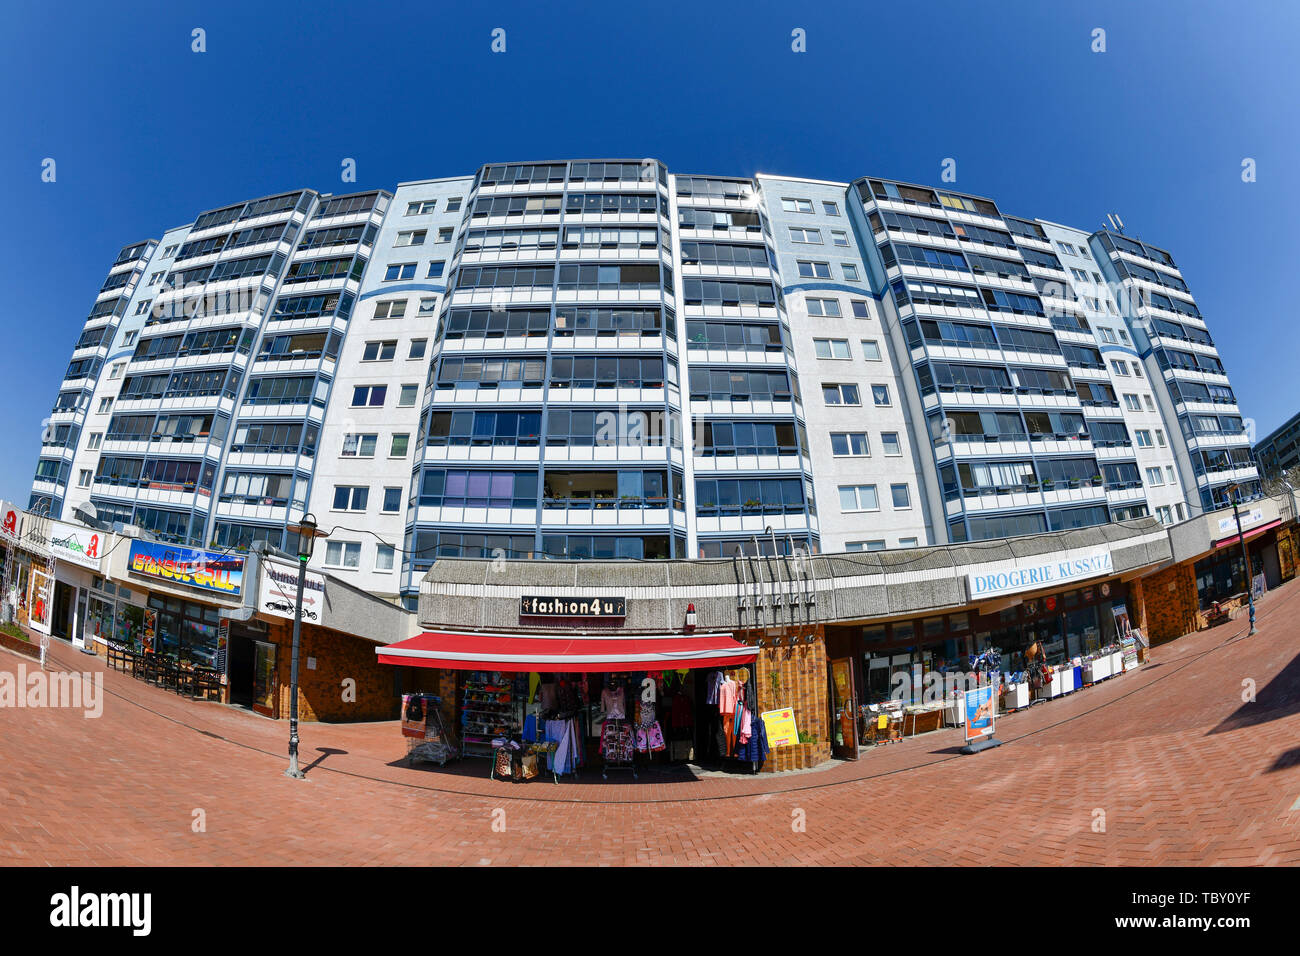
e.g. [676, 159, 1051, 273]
[376, 630, 755, 672]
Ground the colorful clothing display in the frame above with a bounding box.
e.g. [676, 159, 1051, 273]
[635, 722, 666, 753]
[601, 687, 626, 719]
[545, 717, 583, 775]
[599, 719, 635, 762]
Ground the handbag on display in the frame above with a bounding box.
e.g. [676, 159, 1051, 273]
[493, 746, 514, 779]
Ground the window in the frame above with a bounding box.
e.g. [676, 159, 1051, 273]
[891, 483, 911, 508]
[332, 485, 369, 511]
[846, 540, 886, 552]
[839, 484, 879, 512]
[398, 384, 418, 406]
[1143, 394, 1155, 411]
[87, 433, 102, 450]
[789, 227, 822, 244]
[394, 230, 426, 247]
[437, 227, 453, 242]
[134, 300, 151, 316]
[806, 297, 841, 317]
[861, 339, 882, 361]
[375, 544, 395, 571]
[797, 260, 832, 278]
[390, 433, 409, 457]
[781, 197, 813, 213]
[830, 432, 869, 456]
[446, 198, 462, 213]
[373, 299, 406, 319]
[822, 201, 840, 216]
[1110, 360, 1129, 376]
[1135, 429, 1153, 447]
[341, 433, 378, 458]
[899, 537, 919, 548]
[384, 263, 416, 281]
[1145, 467, 1164, 486]
[851, 300, 870, 319]
[409, 338, 427, 359]
[324, 541, 361, 569]
[406, 200, 436, 216]
[362, 340, 397, 361]
[1155, 428, 1166, 447]
[108, 362, 125, 380]
[831, 230, 849, 247]
[881, 432, 902, 455]
[872, 384, 891, 406]
[351, 385, 387, 407]
[1124, 393, 1142, 411]
[98, 398, 113, 414]
[426, 261, 445, 278]
[78, 469, 91, 488]
[382, 487, 402, 513]
[842, 263, 860, 281]
[814, 338, 850, 359]
[122, 330, 138, 346]
[1166, 465, 1176, 484]
[823, 383, 861, 405]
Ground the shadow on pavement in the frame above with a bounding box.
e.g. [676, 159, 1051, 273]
[1207, 651, 1300, 736]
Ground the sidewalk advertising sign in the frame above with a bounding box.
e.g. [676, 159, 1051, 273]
[963, 685, 997, 743]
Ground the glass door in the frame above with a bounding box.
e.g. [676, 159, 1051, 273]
[252, 640, 278, 717]
[829, 658, 858, 759]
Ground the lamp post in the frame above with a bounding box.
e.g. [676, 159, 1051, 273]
[1225, 485, 1258, 636]
[284, 513, 325, 778]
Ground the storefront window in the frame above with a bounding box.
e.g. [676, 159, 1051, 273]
[147, 594, 222, 665]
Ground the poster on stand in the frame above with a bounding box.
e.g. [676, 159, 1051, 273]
[1110, 601, 1132, 640]
[963, 685, 996, 742]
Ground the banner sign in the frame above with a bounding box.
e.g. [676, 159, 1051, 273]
[0, 501, 22, 544]
[963, 685, 997, 742]
[968, 547, 1112, 600]
[128, 541, 244, 597]
[49, 521, 104, 571]
[760, 707, 800, 748]
[1217, 508, 1264, 537]
[258, 558, 326, 624]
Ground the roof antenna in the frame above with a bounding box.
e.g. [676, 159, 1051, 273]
[1106, 213, 1126, 234]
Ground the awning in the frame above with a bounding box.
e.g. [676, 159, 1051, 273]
[1212, 518, 1281, 551]
[376, 630, 756, 672]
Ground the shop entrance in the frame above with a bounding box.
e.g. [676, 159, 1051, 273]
[228, 634, 254, 708]
[829, 657, 859, 759]
[51, 581, 75, 639]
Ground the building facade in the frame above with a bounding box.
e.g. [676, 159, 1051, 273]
[30, 161, 1260, 608]
[1255, 410, 1300, 482]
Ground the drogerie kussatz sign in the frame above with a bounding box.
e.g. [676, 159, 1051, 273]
[520, 595, 626, 619]
[967, 547, 1113, 599]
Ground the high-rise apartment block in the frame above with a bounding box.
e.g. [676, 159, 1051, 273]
[31, 161, 1260, 607]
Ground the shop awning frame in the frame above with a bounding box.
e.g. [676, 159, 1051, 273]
[376, 629, 756, 673]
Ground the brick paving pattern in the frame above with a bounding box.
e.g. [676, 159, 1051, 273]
[3, 579, 1299, 865]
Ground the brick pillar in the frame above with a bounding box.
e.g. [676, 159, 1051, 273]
[755, 627, 831, 772]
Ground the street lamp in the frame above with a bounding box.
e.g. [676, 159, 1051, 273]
[1225, 485, 1258, 636]
[283, 513, 326, 778]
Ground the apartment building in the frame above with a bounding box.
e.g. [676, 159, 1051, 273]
[29, 160, 1260, 608]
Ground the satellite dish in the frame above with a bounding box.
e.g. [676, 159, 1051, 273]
[72, 501, 103, 529]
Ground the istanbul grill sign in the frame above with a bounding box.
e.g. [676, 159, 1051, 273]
[520, 595, 626, 619]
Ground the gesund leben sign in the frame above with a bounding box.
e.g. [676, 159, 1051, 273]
[968, 547, 1113, 599]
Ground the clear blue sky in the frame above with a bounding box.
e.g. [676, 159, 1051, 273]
[2, 0, 1296, 503]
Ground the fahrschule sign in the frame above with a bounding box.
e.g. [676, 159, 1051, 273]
[520, 595, 626, 619]
[967, 547, 1113, 600]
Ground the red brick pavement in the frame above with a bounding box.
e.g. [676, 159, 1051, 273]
[3, 579, 1300, 865]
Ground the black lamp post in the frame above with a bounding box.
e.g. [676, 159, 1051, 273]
[1225, 485, 1258, 636]
[284, 513, 324, 778]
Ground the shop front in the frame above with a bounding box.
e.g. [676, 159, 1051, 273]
[378, 624, 769, 779]
[824, 560, 1145, 758]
